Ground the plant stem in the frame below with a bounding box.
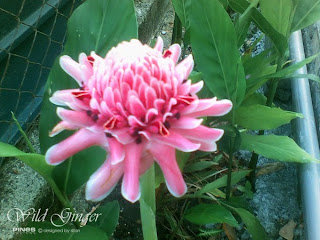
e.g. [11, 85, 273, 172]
[11, 112, 36, 153]
[226, 136, 234, 200]
[248, 55, 285, 188]
[171, 13, 182, 45]
[140, 164, 158, 240]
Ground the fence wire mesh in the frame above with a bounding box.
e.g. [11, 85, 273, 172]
[0, 0, 84, 144]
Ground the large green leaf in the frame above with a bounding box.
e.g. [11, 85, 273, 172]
[240, 133, 319, 163]
[185, 204, 239, 227]
[229, 0, 288, 56]
[196, 170, 251, 195]
[235, 105, 302, 130]
[260, 0, 292, 36]
[190, 0, 246, 107]
[88, 201, 120, 237]
[39, 0, 138, 194]
[291, 0, 320, 32]
[233, 208, 269, 240]
[0, 142, 53, 179]
[172, 0, 191, 29]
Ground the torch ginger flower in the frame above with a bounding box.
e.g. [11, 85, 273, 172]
[45, 37, 232, 203]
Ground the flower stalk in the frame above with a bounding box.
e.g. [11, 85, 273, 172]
[140, 164, 158, 240]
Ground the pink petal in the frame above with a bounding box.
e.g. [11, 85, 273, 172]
[175, 55, 194, 82]
[108, 128, 134, 144]
[198, 140, 217, 152]
[121, 143, 145, 203]
[153, 131, 200, 152]
[50, 89, 77, 106]
[56, 107, 94, 127]
[167, 44, 181, 63]
[108, 138, 125, 164]
[185, 99, 233, 117]
[45, 129, 106, 165]
[190, 80, 204, 94]
[175, 125, 224, 142]
[149, 143, 187, 197]
[129, 95, 146, 119]
[170, 117, 203, 129]
[154, 36, 164, 53]
[49, 121, 78, 137]
[60, 55, 83, 85]
[85, 159, 124, 202]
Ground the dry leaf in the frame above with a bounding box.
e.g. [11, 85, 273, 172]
[279, 220, 297, 240]
[256, 162, 285, 177]
[223, 223, 237, 240]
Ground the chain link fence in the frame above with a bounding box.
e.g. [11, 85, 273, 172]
[0, 0, 84, 144]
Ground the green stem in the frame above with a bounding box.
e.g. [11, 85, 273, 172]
[140, 164, 158, 240]
[226, 136, 234, 200]
[171, 13, 182, 45]
[47, 178, 80, 229]
[11, 112, 36, 153]
[64, 157, 73, 194]
[248, 55, 285, 188]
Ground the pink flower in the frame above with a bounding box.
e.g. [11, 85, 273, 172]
[45, 38, 232, 203]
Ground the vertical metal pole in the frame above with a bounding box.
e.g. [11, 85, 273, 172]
[290, 30, 320, 240]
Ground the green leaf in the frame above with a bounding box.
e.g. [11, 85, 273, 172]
[184, 161, 218, 173]
[246, 53, 319, 95]
[88, 201, 120, 237]
[235, 10, 253, 48]
[233, 208, 268, 240]
[260, 0, 293, 36]
[0, 142, 53, 178]
[190, 0, 246, 107]
[235, 105, 303, 130]
[243, 49, 277, 78]
[53, 146, 106, 195]
[259, 53, 319, 80]
[240, 133, 319, 163]
[185, 204, 239, 227]
[39, 0, 137, 194]
[241, 92, 267, 106]
[196, 170, 251, 195]
[172, 0, 191, 29]
[229, 0, 288, 56]
[291, 0, 320, 32]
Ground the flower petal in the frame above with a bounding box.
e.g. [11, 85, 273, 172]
[175, 55, 194, 82]
[108, 138, 125, 165]
[86, 159, 124, 202]
[153, 131, 200, 152]
[60, 55, 83, 85]
[49, 121, 78, 137]
[174, 125, 224, 142]
[154, 36, 164, 53]
[149, 143, 187, 197]
[56, 107, 95, 127]
[45, 129, 106, 165]
[50, 89, 77, 106]
[170, 117, 203, 129]
[186, 99, 233, 117]
[167, 44, 181, 63]
[189, 80, 204, 94]
[121, 142, 144, 203]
